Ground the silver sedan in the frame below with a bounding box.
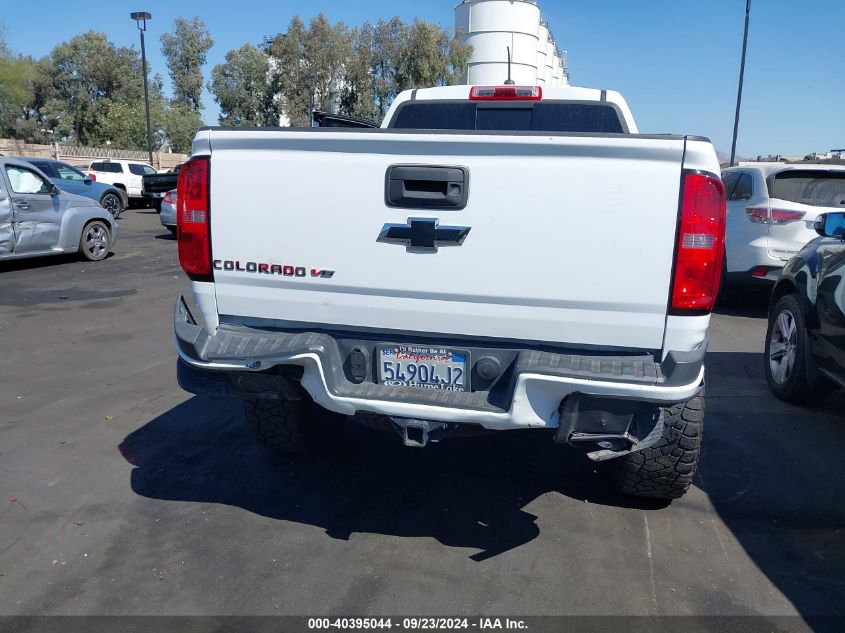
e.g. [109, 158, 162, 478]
[160, 189, 177, 236]
[1, 157, 119, 262]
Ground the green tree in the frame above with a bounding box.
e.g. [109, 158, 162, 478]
[303, 14, 351, 115]
[209, 44, 276, 126]
[268, 17, 310, 127]
[160, 17, 213, 113]
[339, 24, 376, 121]
[97, 74, 166, 151]
[397, 21, 471, 91]
[163, 102, 203, 154]
[0, 25, 36, 138]
[40, 31, 145, 145]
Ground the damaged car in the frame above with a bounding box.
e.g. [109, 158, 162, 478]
[0, 157, 118, 263]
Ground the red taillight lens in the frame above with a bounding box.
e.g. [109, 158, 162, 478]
[469, 86, 542, 101]
[745, 207, 768, 223]
[670, 172, 726, 313]
[746, 207, 805, 225]
[88, 173, 96, 181]
[770, 209, 805, 225]
[163, 191, 173, 205]
[177, 156, 211, 280]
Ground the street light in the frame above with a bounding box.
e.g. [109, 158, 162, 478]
[729, 0, 751, 167]
[130, 11, 154, 165]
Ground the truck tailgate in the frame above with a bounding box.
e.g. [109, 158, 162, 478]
[206, 130, 686, 350]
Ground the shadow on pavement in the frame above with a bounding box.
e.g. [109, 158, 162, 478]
[699, 350, 845, 620]
[0, 254, 79, 273]
[120, 352, 845, 612]
[714, 286, 772, 319]
[120, 397, 663, 562]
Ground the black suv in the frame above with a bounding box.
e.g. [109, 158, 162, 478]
[765, 212, 845, 402]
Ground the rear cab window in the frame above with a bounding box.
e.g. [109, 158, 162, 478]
[93, 162, 122, 174]
[389, 101, 626, 133]
[769, 170, 845, 208]
[129, 164, 157, 176]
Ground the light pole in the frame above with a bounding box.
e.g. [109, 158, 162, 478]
[130, 11, 154, 166]
[729, 0, 751, 167]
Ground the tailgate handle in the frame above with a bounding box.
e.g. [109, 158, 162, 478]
[386, 165, 469, 210]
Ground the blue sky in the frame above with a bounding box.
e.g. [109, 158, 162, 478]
[2, 0, 843, 157]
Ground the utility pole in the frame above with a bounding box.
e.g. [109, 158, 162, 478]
[730, 0, 751, 167]
[131, 12, 154, 165]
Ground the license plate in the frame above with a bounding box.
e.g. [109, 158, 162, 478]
[378, 345, 470, 392]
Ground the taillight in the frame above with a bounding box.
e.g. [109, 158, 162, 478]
[745, 207, 768, 224]
[670, 172, 726, 314]
[770, 209, 805, 225]
[746, 207, 805, 225]
[88, 173, 96, 181]
[469, 86, 542, 101]
[163, 191, 173, 205]
[177, 156, 211, 281]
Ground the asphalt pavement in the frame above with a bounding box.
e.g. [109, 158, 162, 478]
[0, 211, 843, 624]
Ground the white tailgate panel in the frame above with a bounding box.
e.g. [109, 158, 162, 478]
[209, 132, 684, 350]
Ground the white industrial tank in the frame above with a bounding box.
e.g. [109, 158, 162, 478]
[455, 0, 541, 85]
[536, 21, 548, 84]
[559, 51, 569, 84]
[544, 34, 555, 84]
[551, 53, 561, 85]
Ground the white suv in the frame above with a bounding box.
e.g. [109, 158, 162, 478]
[722, 163, 845, 284]
[87, 159, 159, 206]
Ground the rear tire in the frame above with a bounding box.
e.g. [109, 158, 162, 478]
[79, 221, 111, 262]
[612, 388, 704, 500]
[242, 391, 345, 455]
[764, 294, 833, 404]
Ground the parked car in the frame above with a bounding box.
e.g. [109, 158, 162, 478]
[722, 164, 845, 286]
[173, 83, 725, 501]
[86, 159, 160, 208]
[0, 157, 118, 262]
[19, 157, 127, 218]
[159, 190, 177, 235]
[765, 211, 845, 402]
[142, 163, 183, 211]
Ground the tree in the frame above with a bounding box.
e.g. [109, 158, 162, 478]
[268, 17, 310, 127]
[40, 31, 145, 145]
[164, 102, 203, 154]
[364, 18, 406, 120]
[339, 24, 376, 121]
[0, 55, 34, 138]
[160, 17, 213, 113]
[303, 14, 351, 115]
[209, 44, 276, 126]
[397, 21, 471, 92]
[97, 74, 166, 151]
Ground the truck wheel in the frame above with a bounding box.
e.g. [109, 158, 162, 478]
[612, 389, 704, 500]
[79, 221, 111, 262]
[764, 294, 833, 404]
[242, 395, 344, 455]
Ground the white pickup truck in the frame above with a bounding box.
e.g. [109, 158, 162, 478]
[173, 84, 726, 501]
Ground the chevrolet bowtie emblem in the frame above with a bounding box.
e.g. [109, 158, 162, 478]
[377, 218, 471, 252]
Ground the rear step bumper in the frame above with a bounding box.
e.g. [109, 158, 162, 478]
[174, 296, 705, 431]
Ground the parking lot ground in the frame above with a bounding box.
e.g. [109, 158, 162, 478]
[0, 210, 843, 621]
